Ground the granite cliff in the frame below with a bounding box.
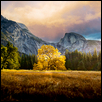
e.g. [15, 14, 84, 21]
[1, 15, 101, 55]
[1, 15, 51, 55]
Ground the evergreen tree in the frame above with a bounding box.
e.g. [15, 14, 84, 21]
[1, 42, 20, 69]
[92, 62, 101, 71]
[68, 52, 72, 60]
[87, 51, 92, 62]
[89, 51, 92, 62]
[74, 49, 78, 58]
[78, 60, 85, 70]
[82, 51, 87, 61]
[92, 48, 98, 62]
[82, 51, 87, 68]
[98, 50, 101, 61]
[66, 59, 72, 70]
[97, 61, 101, 71]
[78, 51, 83, 61]
[65, 49, 69, 60]
[72, 57, 79, 70]
[1, 44, 7, 69]
[20, 54, 37, 69]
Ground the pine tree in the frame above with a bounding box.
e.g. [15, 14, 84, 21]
[65, 49, 69, 60]
[72, 57, 79, 70]
[97, 62, 101, 71]
[78, 51, 83, 60]
[87, 51, 92, 62]
[20, 54, 37, 70]
[66, 59, 72, 70]
[82, 51, 87, 60]
[92, 48, 98, 62]
[78, 60, 85, 70]
[74, 49, 78, 58]
[98, 50, 101, 61]
[82, 51, 87, 68]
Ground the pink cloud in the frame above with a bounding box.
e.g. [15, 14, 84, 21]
[1, 1, 101, 42]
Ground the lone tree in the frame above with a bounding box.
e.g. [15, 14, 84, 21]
[33, 45, 66, 70]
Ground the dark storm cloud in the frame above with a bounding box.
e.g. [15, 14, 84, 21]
[65, 18, 101, 36]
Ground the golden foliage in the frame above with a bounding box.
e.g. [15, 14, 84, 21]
[33, 45, 66, 70]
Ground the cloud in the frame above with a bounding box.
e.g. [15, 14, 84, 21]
[65, 18, 101, 35]
[1, 1, 101, 42]
[28, 24, 65, 42]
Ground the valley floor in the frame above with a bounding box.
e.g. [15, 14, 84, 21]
[1, 70, 101, 101]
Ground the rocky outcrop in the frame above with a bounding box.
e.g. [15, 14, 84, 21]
[57, 32, 86, 54]
[1, 15, 101, 55]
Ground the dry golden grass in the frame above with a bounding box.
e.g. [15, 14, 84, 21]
[1, 70, 101, 101]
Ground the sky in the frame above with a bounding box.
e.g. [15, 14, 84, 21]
[1, 1, 101, 42]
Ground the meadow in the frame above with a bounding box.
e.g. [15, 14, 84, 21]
[1, 70, 101, 101]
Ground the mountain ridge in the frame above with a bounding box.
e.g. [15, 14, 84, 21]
[1, 15, 101, 55]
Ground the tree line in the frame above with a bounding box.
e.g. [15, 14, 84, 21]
[20, 54, 37, 69]
[1, 42, 101, 71]
[65, 49, 101, 71]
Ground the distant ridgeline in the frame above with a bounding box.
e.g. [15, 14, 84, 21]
[1, 15, 101, 56]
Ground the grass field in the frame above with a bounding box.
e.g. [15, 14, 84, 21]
[1, 70, 101, 101]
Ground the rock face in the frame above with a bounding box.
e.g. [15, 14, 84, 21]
[1, 15, 50, 55]
[83, 40, 101, 54]
[57, 32, 86, 54]
[1, 15, 101, 55]
[57, 32, 101, 54]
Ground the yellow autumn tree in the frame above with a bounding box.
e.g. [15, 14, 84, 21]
[33, 45, 66, 70]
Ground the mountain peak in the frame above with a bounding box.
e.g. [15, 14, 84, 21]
[65, 32, 76, 34]
[64, 32, 86, 40]
[58, 32, 86, 52]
